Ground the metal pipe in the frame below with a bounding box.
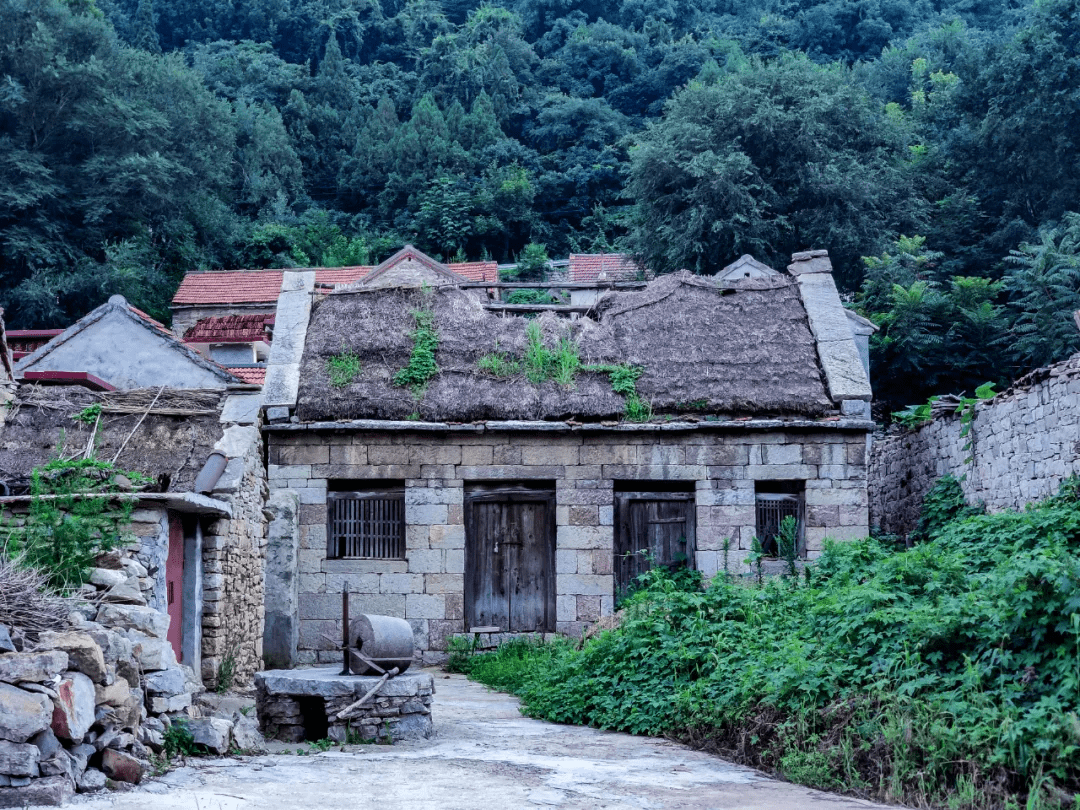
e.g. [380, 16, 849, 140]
[340, 580, 350, 676]
[192, 452, 228, 494]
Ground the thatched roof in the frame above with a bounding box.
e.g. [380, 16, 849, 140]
[295, 272, 834, 423]
[0, 386, 225, 493]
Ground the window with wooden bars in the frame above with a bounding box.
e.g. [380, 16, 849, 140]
[326, 488, 405, 560]
[754, 482, 805, 558]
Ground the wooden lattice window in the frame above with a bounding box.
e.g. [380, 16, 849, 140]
[326, 489, 405, 560]
[755, 482, 805, 558]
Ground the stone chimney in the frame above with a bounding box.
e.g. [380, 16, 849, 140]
[787, 249, 833, 275]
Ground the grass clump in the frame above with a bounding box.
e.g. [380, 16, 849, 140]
[453, 478, 1080, 810]
[393, 308, 439, 398]
[477, 350, 521, 378]
[326, 347, 362, 388]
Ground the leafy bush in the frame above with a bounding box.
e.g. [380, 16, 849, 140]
[3, 459, 146, 591]
[912, 475, 984, 542]
[460, 480, 1080, 809]
[163, 719, 198, 759]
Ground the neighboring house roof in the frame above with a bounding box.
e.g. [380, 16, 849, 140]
[357, 245, 470, 288]
[0, 309, 11, 382]
[295, 271, 836, 423]
[715, 255, 781, 282]
[568, 253, 647, 283]
[0, 386, 226, 493]
[173, 251, 499, 307]
[183, 314, 274, 344]
[174, 270, 286, 305]
[8, 328, 64, 360]
[15, 295, 244, 390]
[225, 366, 267, 385]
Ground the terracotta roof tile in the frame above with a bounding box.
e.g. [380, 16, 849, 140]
[225, 367, 266, 385]
[173, 259, 500, 306]
[568, 253, 646, 283]
[183, 314, 274, 344]
[173, 270, 285, 305]
[449, 261, 498, 282]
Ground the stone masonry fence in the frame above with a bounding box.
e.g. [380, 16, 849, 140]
[869, 352, 1080, 537]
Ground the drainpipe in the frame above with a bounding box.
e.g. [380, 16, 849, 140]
[192, 452, 228, 495]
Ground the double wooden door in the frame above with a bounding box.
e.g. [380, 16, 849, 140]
[464, 487, 555, 633]
[614, 491, 696, 595]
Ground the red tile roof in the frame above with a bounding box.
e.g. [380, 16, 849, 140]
[568, 253, 646, 283]
[174, 259, 500, 306]
[129, 306, 173, 337]
[173, 270, 286, 305]
[225, 367, 266, 385]
[450, 261, 498, 282]
[183, 314, 274, 344]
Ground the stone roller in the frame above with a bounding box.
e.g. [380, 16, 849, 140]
[348, 614, 414, 676]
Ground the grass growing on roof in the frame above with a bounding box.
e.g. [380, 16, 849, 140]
[475, 323, 648, 419]
[326, 347, 362, 388]
[449, 477, 1080, 810]
[393, 308, 439, 398]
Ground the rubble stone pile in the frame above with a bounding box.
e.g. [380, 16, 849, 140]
[0, 549, 203, 806]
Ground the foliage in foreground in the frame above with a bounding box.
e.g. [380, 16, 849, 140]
[453, 481, 1080, 809]
[3, 459, 147, 591]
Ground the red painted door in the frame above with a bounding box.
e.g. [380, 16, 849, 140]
[165, 515, 184, 662]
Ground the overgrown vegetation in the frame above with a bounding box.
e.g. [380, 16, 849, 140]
[453, 479, 1080, 809]
[325, 348, 362, 388]
[476, 324, 649, 420]
[393, 308, 440, 399]
[2, 459, 149, 591]
[583, 363, 649, 422]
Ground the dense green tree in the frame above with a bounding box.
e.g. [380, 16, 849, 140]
[626, 54, 925, 284]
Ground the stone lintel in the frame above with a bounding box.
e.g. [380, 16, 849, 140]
[263, 418, 874, 435]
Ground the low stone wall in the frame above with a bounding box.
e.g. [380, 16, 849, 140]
[266, 422, 870, 665]
[256, 668, 434, 743]
[870, 353, 1080, 537]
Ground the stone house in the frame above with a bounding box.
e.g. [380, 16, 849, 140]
[0, 384, 268, 688]
[14, 295, 242, 391]
[261, 248, 874, 667]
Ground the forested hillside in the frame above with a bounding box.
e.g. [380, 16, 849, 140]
[2, 0, 1079, 403]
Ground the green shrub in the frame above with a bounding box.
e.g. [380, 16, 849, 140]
[456, 479, 1080, 810]
[3, 459, 147, 591]
[913, 475, 984, 542]
[163, 719, 198, 759]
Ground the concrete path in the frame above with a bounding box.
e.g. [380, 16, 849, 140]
[57, 671, 896, 810]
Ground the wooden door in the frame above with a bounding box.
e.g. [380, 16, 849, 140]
[614, 492, 696, 596]
[465, 488, 555, 633]
[165, 514, 184, 662]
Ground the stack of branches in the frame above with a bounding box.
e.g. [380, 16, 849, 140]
[15, 385, 222, 417]
[0, 554, 74, 639]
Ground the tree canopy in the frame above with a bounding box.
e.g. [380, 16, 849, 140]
[2, 0, 1079, 406]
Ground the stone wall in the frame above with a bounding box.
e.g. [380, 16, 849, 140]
[201, 427, 269, 688]
[869, 353, 1080, 537]
[266, 423, 869, 664]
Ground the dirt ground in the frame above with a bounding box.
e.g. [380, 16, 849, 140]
[52, 671, 897, 810]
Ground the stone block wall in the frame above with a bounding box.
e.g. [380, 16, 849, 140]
[267, 423, 869, 664]
[201, 432, 269, 688]
[870, 353, 1080, 537]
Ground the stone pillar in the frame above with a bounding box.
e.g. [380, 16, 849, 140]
[264, 489, 301, 669]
